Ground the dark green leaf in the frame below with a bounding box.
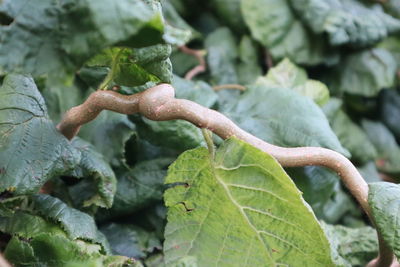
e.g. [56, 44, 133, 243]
[31, 194, 109, 250]
[69, 137, 117, 208]
[222, 84, 349, 155]
[162, 1, 198, 45]
[237, 36, 263, 85]
[287, 166, 353, 223]
[86, 45, 172, 89]
[0, 0, 164, 79]
[323, 106, 377, 164]
[98, 158, 172, 220]
[290, 0, 400, 47]
[326, 49, 397, 97]
[79, 109, 135, 167]
[368, 182, 400, 259]
[100, 223, 161, 259]
[208, 0, 247, 33]
[205, 27, 238, 85]
[321, 221, 378, 267]
[0, 74, 80, 194]
[358, 162, 382, 184]
[380, 89, 400, 140]
[362, 120, 400, 174]
[241, 0, 339, 65]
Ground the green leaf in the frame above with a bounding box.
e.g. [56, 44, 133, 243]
[325, 48, 397, 97]
[42, 83, 84, 123]
[378, 36, 400, 66]
[222, 84, 349, 155]
[78, 109, 135, 167]
[368, 182, 400, 259]
[0, 211, 65, 238]
[358, 162, 382, 184]
[205, 27, 238, 85]
[289, 0, 400, 47]
[134, 119, 204, 152]
[98, 158, 172, 220]
[0, 74, 80, 194]
[100, 223, 161, 259]
[164, 138, 335, 266]
[322, 106, 377, 164]
[31, 194, 109, 250]
[287, 167, 353, 223]
[172, 75, 218, 108]
[162, 1, 198, 45]
[362, 120, 400, 174]
[237, 36, 263, 85]
[380, 89, 400, 140]
[87, 45, 172, 89]
[259, 58, 330, 105]
[208, 0, 247, 33]
[241, 0, 339, 65]
[69, 137, 117, 208]
[0, 0, 164, 79]
[321, 221, 378, 267]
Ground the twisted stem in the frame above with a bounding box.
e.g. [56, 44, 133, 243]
[179, 46, 206, 80]
[57, 83, 393, 267]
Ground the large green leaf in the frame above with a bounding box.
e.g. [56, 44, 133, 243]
[31, 194, 109, 249]
[205, 27, 238, 85]
[0, 74, 80, 194]
[98, 158, 172, 220]
[162, 1, 198, 45]
[289, 0, 400, 47]
[222, 84, 349, 155]
[0, 0, 164, 79]
[86, 45, 172, 89]
[287, 167, 353, 224]
[68, 138, 117, 208]
[78, 109, 135, 167]
[258, 58, 330, 106]
[368, 182, 400, 259]
[0, 195, 140, 266]
[322, 101, 377, 164]
[380, 89, 400, 140]
[325, 48, 397, 97]
[208, 0, 247, 33]
[164, 138, 335, 266]
[100, 223, 161, 259]
[362, 120, 400, 174]
[241, 0, 339, 65]
[321, 221, 378, 267]
[237, 36, 263, 85]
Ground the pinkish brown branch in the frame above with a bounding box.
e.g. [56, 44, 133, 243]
[212, 84, 246, 91]
[179, 46, 206, 80]
[57, 83, 393, 267]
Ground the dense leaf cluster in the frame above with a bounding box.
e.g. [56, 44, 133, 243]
[0, 0, 400, 266]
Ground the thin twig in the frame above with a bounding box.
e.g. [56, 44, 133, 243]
[57, 83, 393, 267]
[264, 48, 274, 69]
[212, 84, 246, 91]
[179, 46, 206, 80]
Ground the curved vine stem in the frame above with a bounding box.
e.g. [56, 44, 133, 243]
[0, 254, 11, 267]
[212, 84, 246, 91]
[57, 83, 394, 267]
[178, 46, 206, 80]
